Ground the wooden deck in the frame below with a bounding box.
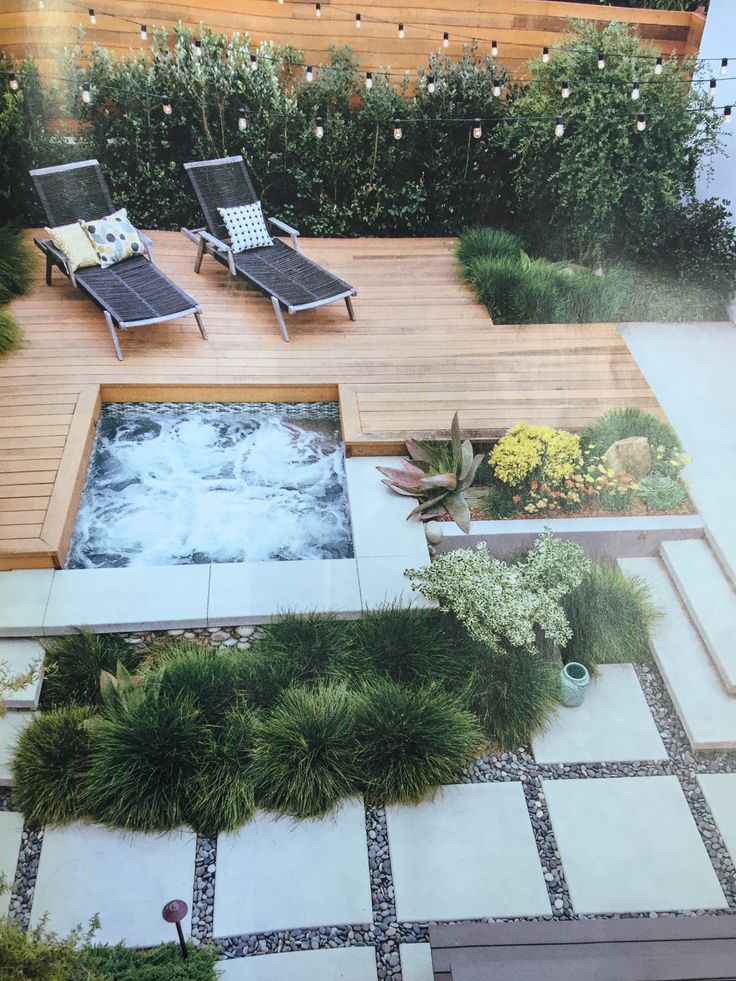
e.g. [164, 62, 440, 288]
[0, 232, 661, 570]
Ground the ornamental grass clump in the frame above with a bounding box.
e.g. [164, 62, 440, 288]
[455, 227, 526, 269]
[153, 643, 247, 725]
[407, 530, 590, 651]
[12, 704, 95, 826]
[582, 408, 683, 473]
[251, 684, 359, 819]
[354, 679, 483, 803]
[40, 628, 140, 709]
[255, 611, 351, 681]
[561, 563, 659, 674]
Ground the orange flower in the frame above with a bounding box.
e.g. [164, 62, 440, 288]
[512, 495, 521, 503]
[531, 480, 539, 491]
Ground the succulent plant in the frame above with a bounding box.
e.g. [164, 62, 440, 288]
[377, 413, 484, 533]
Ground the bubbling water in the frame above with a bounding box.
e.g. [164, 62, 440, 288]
[66, 402, 353, 568]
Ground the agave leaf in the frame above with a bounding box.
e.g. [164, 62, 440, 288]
[444, 489, 472, 533]
[460, 452, 486, 490]
[459, 439, 474, 481]
[380, 479, 423, 498]
[405, 438, 439, 467]
[419, 473, 457, 490]
[414, 493, 449, 514]
[450, 412, 461, 470]
[376, 462, 425, 484]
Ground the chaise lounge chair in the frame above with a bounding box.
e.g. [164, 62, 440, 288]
[30, 159, 206, 361]
[182, 155, 356, 342]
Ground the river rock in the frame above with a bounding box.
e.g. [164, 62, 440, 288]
[424, 521, 444, 545]
[603, 436, 652, 479]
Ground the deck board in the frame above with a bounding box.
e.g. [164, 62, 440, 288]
[0, 232, 662, 569]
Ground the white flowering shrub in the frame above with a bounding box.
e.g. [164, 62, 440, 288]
[406, 529, 590, 651]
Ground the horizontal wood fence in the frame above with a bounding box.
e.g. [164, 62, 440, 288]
[0, 0, 706, 84]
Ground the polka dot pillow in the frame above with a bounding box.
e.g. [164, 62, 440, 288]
[79, 208, 145, 268]
[217, 203, 273, 253]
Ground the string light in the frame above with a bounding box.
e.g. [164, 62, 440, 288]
[443, 32, 449, 48]
[238, 107, 248, 130]
[598, 51, 606, 70]
[315, 2, 320, 15]
[398, 23, 404, 39]
[637, 112, 646, 131]
[306, 65, 313, 82]
[194, 38, 202, 57]
[315, 116, 324, 138]
[631, 80, 640, 100]
[140, 24, 147, 41]
[162, 95, 172, 114]
[492, 78, 502, 98]
[709, 77, 717, 92]
[561, 80, 570, 99]
[355, 13, 361, 28]
[721, 58, 728, 76]
[393, 118, 402, 140]
[725, 105, 732, 124]
[472, 118, 482, 139]
[250, 53, 257, 71]
[426, 74, 435, 94]
[88, 7, 96, 24]
[365, 71, 372, 89]
[655, 57, 663, 75]
[81, 82, 91, 103]
[491, 40, 498, 57]
[38, 0, 44, 8]
[8, 72, 19, 92]
[542, 47, 549, 63]
[555, 116, 565, 138]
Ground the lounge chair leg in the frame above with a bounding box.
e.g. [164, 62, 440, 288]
[104, 311, 124, 361]
[195, 310, 208, 339]
[45, 253, 53, 286]
[271, 296, 290, 342]
[345, 296, 356, 321]
[194, 237, 205, 274]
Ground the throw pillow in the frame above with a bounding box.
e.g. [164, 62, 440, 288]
[217, 203, 273, 253]
[45, 222, 101, 273]
[80, 208, 145, 268]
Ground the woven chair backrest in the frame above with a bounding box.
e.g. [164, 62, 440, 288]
[30, 159, 115, 228]
[184, 156, 259, 242]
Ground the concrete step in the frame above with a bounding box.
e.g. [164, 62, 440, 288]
[661, 539, 736, 694]
[618, 557, 736, 751]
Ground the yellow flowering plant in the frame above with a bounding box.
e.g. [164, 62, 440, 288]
[489, 422, 583, 490]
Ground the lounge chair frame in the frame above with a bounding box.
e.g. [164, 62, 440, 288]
[182, 156, 356, 342]
[30, 159, 206, 360]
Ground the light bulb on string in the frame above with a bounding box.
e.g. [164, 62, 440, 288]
[398, 23, 404, 39]
[238, 108, 248, 131]
[631, 80, 640, 100]
[724, 105, 732, 124]
[709, 77, 717, 93]
[555, 116, 565, 138]
[561, 79, 570, 99]
[140, 24, 147, 41]
[250, 53, 257, 71]
[443, 32, 449, 48]
[492, 78, 502, 98]
[637, 112, 647, 132]
[393, 118, 402, 140]
[365, 71, 372, 89]
[472, 118, 482, 139]
[721, 58, 728, 76]
[655, 57, 663, 75]
[81, 82, 91, 103]
[315, 2, 321, 15]
[355, 13, 361, 28]
[597, 51, 606, 70]
[38, 0, 44, 8]
[426, 74, 435, 94]
[162, 96, 172, 115]
[8, 72, 19, 92]
[315, 116, 324, 138]
[542, 47, 549, 63]
[306, 65, 313, 82]
[194, 38, 202, 58]
[88, 7, 96, 24]
[491, 40, 498, 57]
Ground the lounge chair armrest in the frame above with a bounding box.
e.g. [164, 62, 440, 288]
[197, 229, 237, 275]
[268, 216, 301, 252]
[138, 231, 156, 265]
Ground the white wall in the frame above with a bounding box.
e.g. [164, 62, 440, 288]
[696, 0, 736, 216]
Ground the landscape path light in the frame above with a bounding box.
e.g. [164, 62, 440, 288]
[162, 899, 188, 959]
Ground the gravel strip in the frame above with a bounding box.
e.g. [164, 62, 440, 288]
[191, 835, 216, 943]
[8, 826, 43, 929]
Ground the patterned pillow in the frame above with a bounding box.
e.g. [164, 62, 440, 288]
[45, 222, 100, 273]
[217, 203, 273, 253]
[80, 208, 145, 268]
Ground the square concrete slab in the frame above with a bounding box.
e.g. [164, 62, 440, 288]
[0, 639, 44, 709]
[0, 570, 55, 637]
[698, 774, 736, 866]
[214, 800, 372, 937]
[0, 711, 35, 786]
[544, 775, 726, 914]
[386, 782, 550, 921]
[532, 664, 667, 764]
[400, 943, 434, 981]
[43, 564, 210, 634]
[0, 810, 24, 917]
[30, 823, 196, 946]
[357, 557, 434, 610]
[217, 947, 378, 981]
[344, 457, 428, 560]
[208, 559, 362, 625]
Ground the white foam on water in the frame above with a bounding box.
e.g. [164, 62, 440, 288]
[66, 402, 353, 568]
